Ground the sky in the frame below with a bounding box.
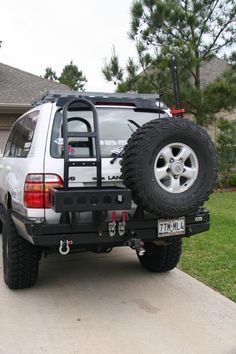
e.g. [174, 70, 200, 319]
[0, 0, 137, 92]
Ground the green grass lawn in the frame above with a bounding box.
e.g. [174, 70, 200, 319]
[179, 192, 236, 302]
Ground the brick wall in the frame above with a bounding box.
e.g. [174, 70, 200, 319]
[186, 108, 236, 143]
[206, 108, 236, 142]
[0, 113, 19, 153]
[0, 113, 19, 129]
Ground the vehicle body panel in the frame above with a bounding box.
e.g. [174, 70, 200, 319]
[0, 91, 210, 249]
[0, 103, 53, 219]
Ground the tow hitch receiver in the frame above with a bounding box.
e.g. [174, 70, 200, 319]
[128, 238, 145, 256]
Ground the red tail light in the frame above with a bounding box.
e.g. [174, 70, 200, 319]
[24, 174, 63, 208]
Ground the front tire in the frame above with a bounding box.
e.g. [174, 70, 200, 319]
[137, 238, 182, 272]
[2, 213, 42, 289]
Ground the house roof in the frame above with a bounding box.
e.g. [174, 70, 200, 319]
[0, 62, 69, 107]
[199, 56, 231, 88]
[140, 55, 231, 89]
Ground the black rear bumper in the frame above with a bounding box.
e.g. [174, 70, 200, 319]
[11, 209, 210, 248]
[49, 186, 132, 212]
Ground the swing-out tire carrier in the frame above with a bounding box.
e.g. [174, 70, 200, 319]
[11, 208, 210, 248]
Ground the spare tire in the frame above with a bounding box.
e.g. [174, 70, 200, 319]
[121, 117, 217, 217]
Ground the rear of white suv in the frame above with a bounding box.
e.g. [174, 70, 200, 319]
[0, 91, 216, 289]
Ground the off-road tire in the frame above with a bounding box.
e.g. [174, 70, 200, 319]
[137, 238, 182, 272]
[2, 213, 42, 289]
[122, 118, 217, 217]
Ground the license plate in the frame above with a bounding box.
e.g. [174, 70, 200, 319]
[158, 217, 185, 237]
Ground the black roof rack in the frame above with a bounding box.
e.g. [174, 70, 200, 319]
[33, 90, 168, 111]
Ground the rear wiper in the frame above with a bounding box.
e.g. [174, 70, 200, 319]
[128, 120, 141, 129]
[110, 147, 124, 164]
[110, 121, 141, 164]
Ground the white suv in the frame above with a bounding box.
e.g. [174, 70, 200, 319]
[0, 91, 217, 289]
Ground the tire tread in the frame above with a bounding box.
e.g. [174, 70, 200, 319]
[2, 214, 42, 289]
[122, 118, 218, 217]
[138, 238, 182, 272]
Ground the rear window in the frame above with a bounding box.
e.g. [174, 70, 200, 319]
[50, 107, 168, 158]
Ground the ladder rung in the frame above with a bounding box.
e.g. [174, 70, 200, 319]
[62, 97, 102, 188]
[68, 132, 96, 138]
[67, 161, 98, 167]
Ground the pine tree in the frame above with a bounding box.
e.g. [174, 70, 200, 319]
[43, 61, 87, 91]
[59, 60, 87, 91]
[43, 67, 57, 81]
[102, 0, 236, 125]
[130, 0, 236, 89]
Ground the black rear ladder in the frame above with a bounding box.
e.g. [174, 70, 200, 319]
[62, 97, 102, 188]
[49, 96, 131, 215]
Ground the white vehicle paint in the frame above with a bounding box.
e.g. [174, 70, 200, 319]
[0, 91, 215, 290]
[0, 94, 170, 226]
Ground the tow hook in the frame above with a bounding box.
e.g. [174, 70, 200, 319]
[108, 211, 117, 237]
[59, 239, 73, 255]
[128, 238, 145, 256]
[118, 211, 126, 236]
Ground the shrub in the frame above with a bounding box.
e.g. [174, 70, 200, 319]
[217, 119, 236, 187]
[226, 174, 236, 187]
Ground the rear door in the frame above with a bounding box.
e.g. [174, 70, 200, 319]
[45, 106, 163, 184]
[44, 105, 161, 222]
[0, 110, 40, 212]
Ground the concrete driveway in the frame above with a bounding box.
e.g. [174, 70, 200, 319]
[0, 239, 235, 354]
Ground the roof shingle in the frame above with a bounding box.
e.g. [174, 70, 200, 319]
[0, 62, 69, 104]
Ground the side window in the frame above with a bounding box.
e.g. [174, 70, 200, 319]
[4, 128, 15, 157]
[3, 111, 39, 158]
[13, 119, 27, 157]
